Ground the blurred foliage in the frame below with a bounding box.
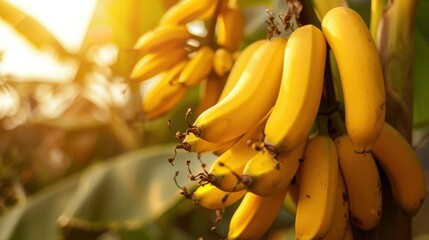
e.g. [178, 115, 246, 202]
[0, 0, 428, 239]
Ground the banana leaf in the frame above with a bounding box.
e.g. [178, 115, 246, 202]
[0, 144, 216, 240]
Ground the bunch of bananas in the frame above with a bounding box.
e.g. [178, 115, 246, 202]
[132, 2, 426, 239]
[130, 0, 244, 119]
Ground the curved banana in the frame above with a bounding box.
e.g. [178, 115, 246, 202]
[219, 40, 265, 100]
[241, 140, 306, 196]
[213, 48, 234, 77]
[192, 38, 286, 143]
[192, 183, 245, 210]
[371, 123, 426, 216]
[264, 24, 326, 153]
[142, 61, 188, 119]
[216, 0, 244, 51]
[209, 112, 270, 192]
[228, 189, 287, 239]
[130, 46, 188, 81]
[195, 75, 226, 116]
[182, 132, 238, 154]
[295, 135, 339, 240]
[177, 46, 214, 87]
[322, 172, 349, 240]
[322, 7, 386, 153]
[134, 25, 191, 54]
[159, 0, 217, 26]
[335, 134, 382, 230]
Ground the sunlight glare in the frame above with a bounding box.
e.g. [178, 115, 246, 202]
[5, 0, 97, 53]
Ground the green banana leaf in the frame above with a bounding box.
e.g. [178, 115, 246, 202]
[413, 0, 429, 128]
[0, 144, 217, 240]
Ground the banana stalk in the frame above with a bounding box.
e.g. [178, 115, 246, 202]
[373, 1, 419, 239]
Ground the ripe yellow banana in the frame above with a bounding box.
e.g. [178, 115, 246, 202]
[192, 38, 286, 143]
[142, 61, 188, 119]
[209, 112, 270, 192]
[195, 75, 226, 116]
[228, 189, 287, 239]
[213, 48, 234, 77]
[322, 172, 349, 240]
[182, 132, 238, 154]
[159, 0, 217, 26]
[192, 183, 245, 210]
[263, 24, 326, 153]
[322, 7, 386, 153]
[133, 25, 191, 54]
[177, 46, 214, 87]
[295, 135, 339, 240]
[335, 134, 382, 230]
[371, 123, 426, 216]
[219, 40, 265, 100]
[130, 46, 188, 81]
[241, 141, 306, 196]
[216, 0, 244, 51]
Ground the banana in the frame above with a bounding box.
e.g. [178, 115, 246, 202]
[159, 0, 217, 26]
[192, 38, 286, 143]
[219, 40, 265, 100]
[177, 46, 214, 87]
[130, 46, 188, 81]
[322, 172, 349, 240]
[344, 222, 354, 240]
[192, 183, 245, 210]
[228, 189, 287, 239]
[216, 0, 244, 51]
[241, 140, 306, 196]
[209, 111, 270, 192]
[134, 25, 191, 55]
[142, 61, 189, 119]
[295, 135, 339, 240]
[322, 7, 386, 153]
[213, 48, 234, 77]
[335, 134, 382, 230]
[371, 123, 426, 216]
[263, 25, 326, 153]
[182, 132, 238, 154]
[195, 75, 226, 116]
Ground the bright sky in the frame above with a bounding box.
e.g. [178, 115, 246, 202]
[0, 0, 97, 81]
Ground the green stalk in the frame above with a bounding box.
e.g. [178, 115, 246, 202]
[370, 0, 388, 40]
[373, 0, 419, 239]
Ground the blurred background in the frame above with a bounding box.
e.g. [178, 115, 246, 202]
[0, 0, 428, 239]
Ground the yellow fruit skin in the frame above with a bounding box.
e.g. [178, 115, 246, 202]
[213, 48, 234, 77]
[371, 123, 426, 216]
[322, 7, 386, 153]
[311, 0, 348, 20]
[216, 1, 244, 51]
[335, 134, 382, 230]
[219, 40, 265, 100]
[182, 132, 238, 154]
[178, 46, 214, 87]
[142, 61, 188, 119]
[242, 141, 306, 196]
[209, 112, 270, 192]
[160, 0, 217, 25]
[193, 183, 245, 210]
[228, 189, 287, 240]
[195, 75, 226, 116]
[295, 135, 339, 240]
[134, 25, 191, 54]
[264, 24, 326, 152]
[193, 38, 286, 143]
[130, 47, 188, 81]
[322, 172, 349, 240]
